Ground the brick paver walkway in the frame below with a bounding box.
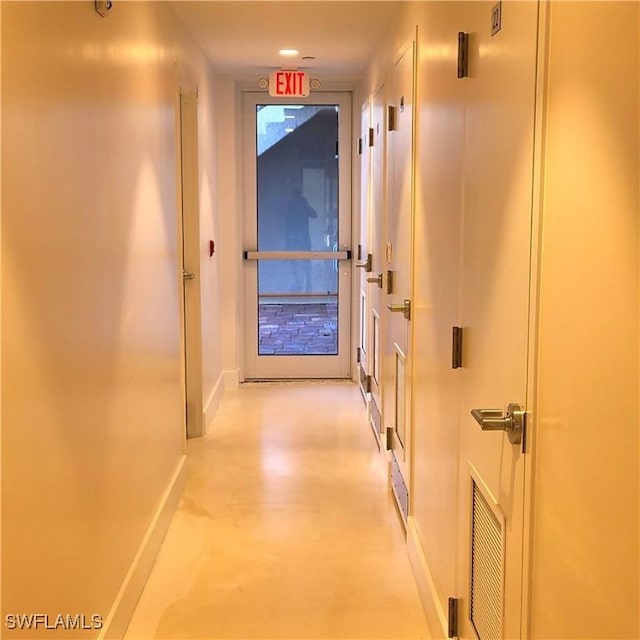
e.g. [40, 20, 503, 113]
[258, 303, 338, 355]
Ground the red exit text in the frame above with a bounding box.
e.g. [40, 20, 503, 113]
[269, 70, 310, 98]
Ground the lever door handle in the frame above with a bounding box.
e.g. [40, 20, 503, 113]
[355, 254, 372, 272]
[470, 403, 524, 445]
[387, 299, 411, 320]
[367, 273, 383, 288]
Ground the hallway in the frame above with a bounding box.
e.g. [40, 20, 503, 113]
[125, 383, 430, 640]
[2, 3, 638, 638]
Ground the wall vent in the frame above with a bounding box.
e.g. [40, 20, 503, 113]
[470, 480, 504, 640]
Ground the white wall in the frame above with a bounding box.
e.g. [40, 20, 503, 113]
[362, 2, 639, 638]
[1, 2, 222, 637]
[214, 75, 243, 386]
[195, 66, 225, 426]
[362, 3, 465, 633]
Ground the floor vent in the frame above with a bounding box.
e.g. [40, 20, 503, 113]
[470, 480, 504, 640]
[391, 453, 409, 521]
[369, 399, 382, 451]
[370, 397, 381, 434]
[394, 346, 406, 446]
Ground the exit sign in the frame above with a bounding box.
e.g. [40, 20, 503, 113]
[269, 70, 310, 97]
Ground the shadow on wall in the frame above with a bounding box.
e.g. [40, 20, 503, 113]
[2, 0, 187, 629]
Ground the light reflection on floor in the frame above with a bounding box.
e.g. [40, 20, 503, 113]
[125, 382, 431, 640]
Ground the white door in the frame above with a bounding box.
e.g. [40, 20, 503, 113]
[368, 83, 387, 439]
[242, 92, 352, 379]
[456, 2, 539, 638]
[384, 37, 416, 522]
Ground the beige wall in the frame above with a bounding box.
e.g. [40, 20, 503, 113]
[362, 2, 474, 632]
[215, 75, 243, 383]
[364, 2, 639, 638]
[197, 69, 225, 422]
[1, 2, 222, 637]
[530, 2, 639, 637]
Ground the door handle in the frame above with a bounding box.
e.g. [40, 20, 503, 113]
[387, 299, 411, 320]
[182, 270, 195, 281]
[355, 254, 372, 272]
[367, 273, 383, 288]
[470, 403, 524, 445]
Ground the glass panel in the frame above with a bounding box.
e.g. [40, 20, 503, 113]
[258, 259, 338, 296]
[256, 104, 340, 356]
[258, 292, 338, 356]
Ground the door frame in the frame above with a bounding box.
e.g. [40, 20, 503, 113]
[177, 83, 204, 438]
[357, 96, 372, 401]
[521, 0, 549, 634]
[241, 91, 353, 380]
[384, 33, 417, 526]
[369, 80, 387, 441]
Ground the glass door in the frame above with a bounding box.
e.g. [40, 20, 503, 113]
[243, 92, 352, 379]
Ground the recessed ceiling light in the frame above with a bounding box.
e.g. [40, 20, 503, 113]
[279, 48, 299, 57]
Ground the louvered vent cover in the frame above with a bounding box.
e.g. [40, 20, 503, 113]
[470, 480, 504, 640]
[394, 348, 406, 446]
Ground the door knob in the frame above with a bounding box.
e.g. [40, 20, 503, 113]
[470, 403, 524, 445]
[387, 299, 411, 320]
[182, 270, 195, 281]
[367, 273, 383, 288]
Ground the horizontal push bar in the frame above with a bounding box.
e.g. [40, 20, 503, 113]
[243, 250, 351, 261]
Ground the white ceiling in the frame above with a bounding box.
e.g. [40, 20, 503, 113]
[170, 1, 399, 78]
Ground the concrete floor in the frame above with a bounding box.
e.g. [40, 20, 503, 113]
[125, 382, 431, 640]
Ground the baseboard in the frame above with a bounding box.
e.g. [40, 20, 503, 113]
[406, 516, 449, 640]
[204, 371, 226, 434]
[202, 369, 239, 435]
[223, 368, 239, 390]
[98, 455, 187, 640]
